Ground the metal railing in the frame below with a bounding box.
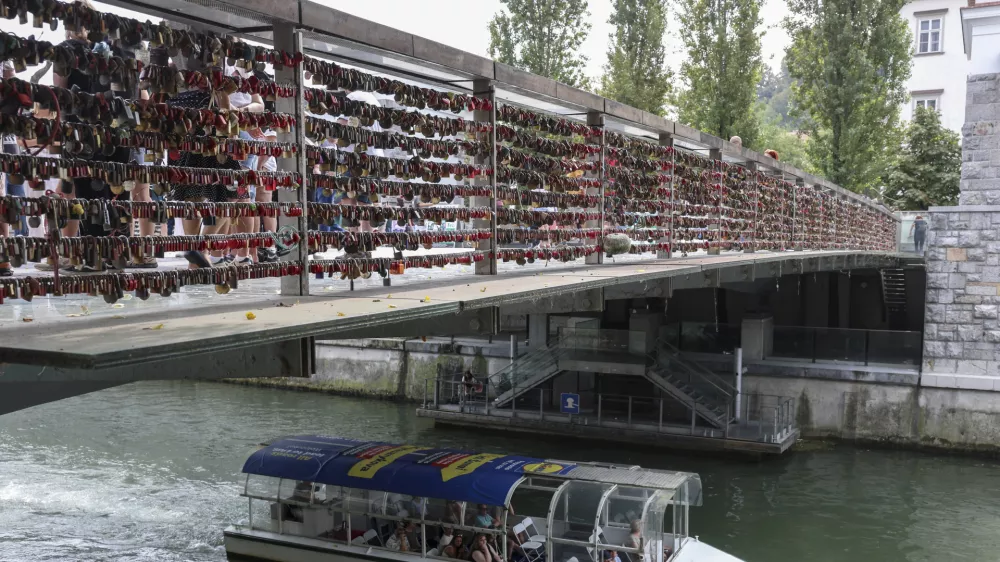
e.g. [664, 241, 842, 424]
[769, 326, 922, 366]
[663, 322, 922, 367]
[737, 393, 796, 443]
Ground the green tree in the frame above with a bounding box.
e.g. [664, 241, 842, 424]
[757, 62, 799, 130]
[785, 0, 911, 192]
[752, 105, 813, 173]
[598, 0, 672, 115]
[488, 0, 592, 89]
[886, 107, 960, 210]
[675, 0, 764, 147]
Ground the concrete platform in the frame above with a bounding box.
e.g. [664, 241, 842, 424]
[417, 406, 799, 455]
[0, 250, 912, 371]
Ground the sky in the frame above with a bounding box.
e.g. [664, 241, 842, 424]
[315, 0, 793, 79]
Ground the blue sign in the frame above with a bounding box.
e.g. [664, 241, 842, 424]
[561, 393, 580, 414]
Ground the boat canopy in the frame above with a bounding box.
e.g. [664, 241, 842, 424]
[242, 435, 702, 506]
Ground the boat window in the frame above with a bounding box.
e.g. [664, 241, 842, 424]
[245, 474, 281, 501]
[548, 480, 616, 562]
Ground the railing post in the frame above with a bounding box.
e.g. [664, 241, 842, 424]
[661, 132, 675, 259]
[658, 398, 663, 431]
[586, 111, 605, 265]
[511, 378, 516, 418]
[734, 347, 743, 422]
[539, 388, 544, 420]
[707, 149, 723, 255]
[690, 406, 696, 435]
[473, 79, 497, 275]
[627, 396, 633, 427]
[274, 24, 308, 297]
[433, 378, 439, 408]
[597, 394, 602, 426]
[485, 380, 490, 415]
[745, 164, 758, 253]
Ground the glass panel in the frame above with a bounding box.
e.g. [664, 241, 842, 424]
[250, 498, 277, 531]
[920, 20, 929, 30]
[641, 491, 672, 562]
[931, 31, 940, 51]
[929, 99, 937, 110]
[814, 328, 866, 362]
[867, 330, 922, 365]
[919, 39, 928, 53]
[677, 322, 740, 353]
[549, 481, 616, 562]
[246, 474, 281, 501]
[931, 19, 941, 29]
[770, 326, 814, 359]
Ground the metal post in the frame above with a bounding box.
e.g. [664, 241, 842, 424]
[274, 24, 309, 296]
[793, 179, 802, 250]
[745, 164, 758, 253]
[734, 347, 743, 422]
[660, 133, 675, 259]
[690, 406, 696, 434]
[511, 378, 516, 418]
[586, 111, 605, 264]
[864, 330, 870, 366]
[597, 394, 602, 426]
[627, 396, 633, 427]
[658, 398, 663, 431]
[485, 380, 490, 416]
[473, 80, 497, 275]
[539, 388, 544, 420]
[433, 378, 439, 408]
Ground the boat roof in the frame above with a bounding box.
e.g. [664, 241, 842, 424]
[242, 435, 700, 506]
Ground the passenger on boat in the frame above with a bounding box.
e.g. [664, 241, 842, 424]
[387, 524, 412, 552]
[624, 520, 642, 550]
[474, 504, 498, 528]
[403, 521, 421, 551]
[439, 526, 455, 548]
[604, 549, 622, 562]
[471, 534, 503, 562]
[443, 533, 469, 559]
[446, 500, 465, 525]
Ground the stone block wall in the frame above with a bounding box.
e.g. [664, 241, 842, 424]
[923, 73, 1000, 378]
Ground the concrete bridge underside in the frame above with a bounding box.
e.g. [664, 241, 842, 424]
[0, 251, 916, 415]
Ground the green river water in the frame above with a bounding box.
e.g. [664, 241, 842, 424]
[1, 381, 999, 561]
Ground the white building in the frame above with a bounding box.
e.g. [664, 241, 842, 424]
[961, 0, 1000, 74]
[899, 0, 969, 134]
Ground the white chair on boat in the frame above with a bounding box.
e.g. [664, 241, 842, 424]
[522, 516, 546, 543]
[427, 547, 440, 557]
[567, 557, 579, 562]
[514, 523, 544, 562]
[353, 528, 378, 546]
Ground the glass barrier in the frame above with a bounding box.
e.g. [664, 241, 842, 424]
[676, 322, 740, 354]
[771, 326, 922, 366]
[867, 330, 922, 365]
[814, 327, 867, 362]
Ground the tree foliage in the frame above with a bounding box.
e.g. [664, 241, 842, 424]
[488, 0, 592, 89]
[752, 104, 813, 173]
[598, 0, 672, 115]
[785, 0, 911, 192]
[886, 107, 960, 210]
[675, 0, 764, 147]
[757, 62, 800, 130]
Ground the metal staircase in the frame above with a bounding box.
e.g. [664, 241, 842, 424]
[490, 339, 571, 409]
[645, 340, 736, 429]
[881, 269, 908, 314]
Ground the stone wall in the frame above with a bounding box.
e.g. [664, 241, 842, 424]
[923, 72, 1000, 380]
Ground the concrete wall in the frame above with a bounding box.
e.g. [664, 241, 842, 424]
[745, 374, 1000, 452]
[312, 339, 512, 400]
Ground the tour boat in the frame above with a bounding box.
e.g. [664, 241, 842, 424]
[224, 435, 744, 562]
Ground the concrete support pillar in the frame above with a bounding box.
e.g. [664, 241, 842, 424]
[741, 315, 773, 361]
[528, 314, 549, 348]
[629, 312, 664, 355]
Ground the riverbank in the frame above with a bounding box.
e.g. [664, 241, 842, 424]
[249, 338, 1000, 457]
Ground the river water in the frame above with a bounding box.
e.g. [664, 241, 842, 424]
[2, 381, 1000, 562]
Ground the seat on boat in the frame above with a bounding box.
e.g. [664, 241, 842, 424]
[522, 517, 546, 543]
[514, 523, 544, 562]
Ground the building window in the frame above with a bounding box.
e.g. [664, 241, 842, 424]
[917, 17, 942, 53]
[914, 96, 940, 113]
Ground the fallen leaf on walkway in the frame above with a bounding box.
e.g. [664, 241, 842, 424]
[22, 317, 33, 322]
[388, 305, 397, 309]
[122, 294, 133, 301]
[636, 269, 646, 273]
[372, 299, 381, 302]
[144, 323, 164, 330]
[246, 312, 256, 320]
[80, 306, 91, 315]
[337, 312, 346, 317]
[387, 294, 392, 298]
[111, 315, 126, 320]
[275, 302, 295, 307]
[480, 287, 487, 292]
[112, 303, 125, 309]
[421, 296, 430, 302]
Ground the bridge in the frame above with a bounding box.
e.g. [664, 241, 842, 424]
[0, 0, 919, 458]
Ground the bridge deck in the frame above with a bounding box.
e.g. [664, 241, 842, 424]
[0, 250, 913, 370]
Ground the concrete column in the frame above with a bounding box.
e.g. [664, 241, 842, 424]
[629, 312, 663, 355]
[528, 314, 549, 348]
[741, 315, 773, 361]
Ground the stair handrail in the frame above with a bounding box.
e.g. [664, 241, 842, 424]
[652, 336, 737, 399]
[487, 332, 570, 393]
